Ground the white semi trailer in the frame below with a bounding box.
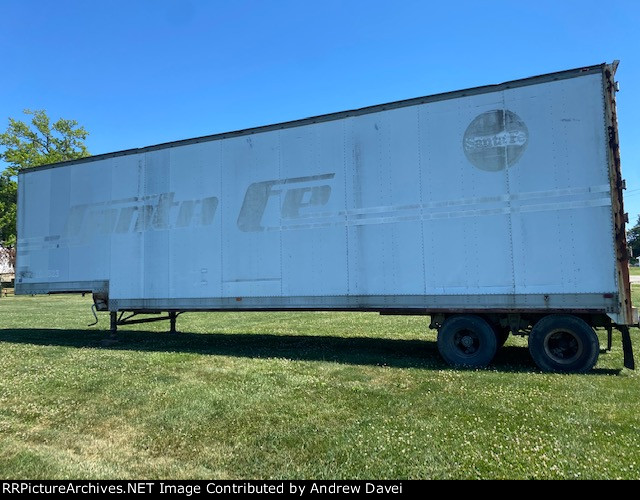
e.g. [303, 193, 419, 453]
[16, 61, 636, 373]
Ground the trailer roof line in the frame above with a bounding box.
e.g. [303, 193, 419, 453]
[19, 63, 607, 174]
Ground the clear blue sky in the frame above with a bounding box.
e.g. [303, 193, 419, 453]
[1, 0, 639, 222]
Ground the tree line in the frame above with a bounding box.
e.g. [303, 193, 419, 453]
[0, 109, 90, 248]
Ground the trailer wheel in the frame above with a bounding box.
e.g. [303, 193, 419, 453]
[492, 324, 510, 348]
[528, 315, 599, 373]
[437, 315, 498, 368]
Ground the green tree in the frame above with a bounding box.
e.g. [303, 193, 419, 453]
[0, 175, 17, 245]
[0, 109, 90, 246]
[628, 214, 640, 265]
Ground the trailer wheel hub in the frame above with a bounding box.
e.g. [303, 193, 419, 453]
[544, 330, 584, 364]
[454, 329, 479, 355]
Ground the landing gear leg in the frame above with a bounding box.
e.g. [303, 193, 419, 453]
[110, 311, 117, 337]
[169, 312, 177, 334]
[101, 311, 120, 346]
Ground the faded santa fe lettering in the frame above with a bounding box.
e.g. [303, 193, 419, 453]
[237, 173, 335, 232]
[463, 109, 529, 172]
[65, 192, 218, 236]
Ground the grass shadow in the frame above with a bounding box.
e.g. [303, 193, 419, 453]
[0, 328, 622, 375]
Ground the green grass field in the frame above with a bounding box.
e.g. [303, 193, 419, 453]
[0, 291, 639, 479]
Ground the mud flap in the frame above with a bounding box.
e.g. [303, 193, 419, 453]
[620, 326, 635, 370]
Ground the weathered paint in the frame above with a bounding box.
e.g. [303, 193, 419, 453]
[15, 63, 635, 325]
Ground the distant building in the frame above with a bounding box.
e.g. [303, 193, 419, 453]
[0, 245, 15, 276]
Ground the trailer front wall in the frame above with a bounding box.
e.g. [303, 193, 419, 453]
[17, 70, 618, 313]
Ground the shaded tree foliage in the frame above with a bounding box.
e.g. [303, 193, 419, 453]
[0, 175, 17, 245]
[0, 109, 90, 246]
[628, 214, 640, 265]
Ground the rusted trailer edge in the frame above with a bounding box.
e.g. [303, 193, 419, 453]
[603, 61, 637, 327]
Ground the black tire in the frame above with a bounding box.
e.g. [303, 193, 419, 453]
[437, 315, 498, 368]
[528, 315, 599, 373]
[492, 324, 510, 348]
